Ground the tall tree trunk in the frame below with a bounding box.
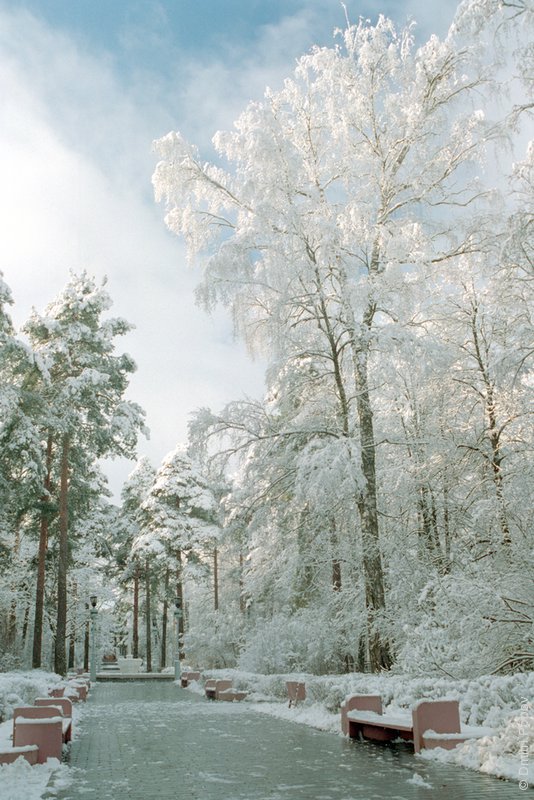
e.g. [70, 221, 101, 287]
[84, 605, 90, 671]
[470, 299, 511, 545]
[22, 602, 30, 648]
[145, 558, 152, 672]
[7, 598, 17, 650]
[315, 257, 390, 669]
[354, 335, 392, 672]
[176, 550, 185, 660]
[54, 432, 70, 676]
[213, 546, 219, 611]
[133, 565, 139, 658]
[239, 552, 246, 614]
[33, 434, 53, 668]
[160, 567, 169, 671]
[331, 520, 342, 592]
[68, 582, 77, 670]
[7, 519, 23, 649]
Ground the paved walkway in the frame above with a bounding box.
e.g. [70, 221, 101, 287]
[49, 682, 519, 800]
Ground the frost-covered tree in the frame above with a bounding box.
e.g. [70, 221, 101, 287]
[153, 17, 494, 669]
[119, 457, 157, 659]
[24, 271, 148, 675]
[0, 273, 48, 663]
[132, 445, 221, 665]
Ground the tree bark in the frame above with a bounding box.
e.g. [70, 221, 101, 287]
[84, 605, 90, 671]
[145, 558, 152, 672]
[470, 300, 511, 545]
[331, 521, 342, 592]
[213, 546, 219, 611]
[133, 565, 139, 658]
[239, 552, 246, 614]
[176, 550, 185, 660]
[33, 434, 54, 668]
[353, 334, 392, 671]
[54, 432, 70, 676]
[160, 567, 169, 670]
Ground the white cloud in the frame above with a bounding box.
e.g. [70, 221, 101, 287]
[0, 7, 266, 497]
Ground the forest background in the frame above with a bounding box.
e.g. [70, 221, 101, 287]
[0, 0, 532, 682]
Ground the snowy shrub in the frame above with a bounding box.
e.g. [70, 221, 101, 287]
[238, 607, 357, 674]
[392, 570, 534, 678]
[0, 653, 23, 672]
[183, 607, 244, 668]
[0, 670, 60, 722]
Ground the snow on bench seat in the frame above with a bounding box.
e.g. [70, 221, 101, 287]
[181, 671, 201, 688]
[204, 679, 234, 700]
[422, 724, 494, 751]
[0, 744, 39, 766]
[217, 688, 247, 702]
[346, 709, 413, 731]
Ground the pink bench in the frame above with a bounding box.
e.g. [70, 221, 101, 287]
[286, 681, 306, 708]
[181, 671, 201, 688]
[204, 679, 246, 701]
[12, 707, 66, 763]
[218, 687, 248, 702]
[204, 679, 232, 700]
[49, 678, 89, 702]
[0, 745, 39, 766]
[34, 698, 73, 743]
[341, 694, 488, 753]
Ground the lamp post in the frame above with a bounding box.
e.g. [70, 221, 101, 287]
[173, 596, 182, 681]
[89, 595, 98, 682]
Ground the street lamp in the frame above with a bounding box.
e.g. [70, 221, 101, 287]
[89, 595, 98, 682]
[173, 596, 182, 681]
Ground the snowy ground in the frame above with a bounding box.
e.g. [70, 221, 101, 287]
[0, 670, 81, 800]
[190, 668, 534, 787]
[0, 668, 532, 797]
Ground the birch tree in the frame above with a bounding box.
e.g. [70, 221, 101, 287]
[153, 17, 490, 669]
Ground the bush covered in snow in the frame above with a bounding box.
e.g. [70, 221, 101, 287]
[0, 670, 61, 723]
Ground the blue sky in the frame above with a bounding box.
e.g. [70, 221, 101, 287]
[0, 0, 461, 496]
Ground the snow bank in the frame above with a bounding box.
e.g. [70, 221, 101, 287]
[0, 756, 71, 800]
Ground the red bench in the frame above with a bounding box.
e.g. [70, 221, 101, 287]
[204, 679, 246, 701]
[12, 707, 66, 763]
[0, 745, 39, 766]
[34, 698, 73, 743]
[204, 679, 232, 700]
[341, 694, 490, 753]
[181, 671, 201, 688]
[217, 687, 248, 702]
[286, 681, 306, 708]
[49, 678, 89, 702]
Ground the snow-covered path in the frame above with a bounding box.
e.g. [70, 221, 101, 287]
[49, 682, 518, 799]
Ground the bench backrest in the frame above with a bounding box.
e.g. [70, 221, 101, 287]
[215, 680, 233, 698]
[340, 694, 382, 735]
[13, 706, 64, 724]
[286, 681, 306, 702]
[12, 717, 63, 762]
[205, 679, 217, 690]
[412, 699, 461, 753]
[35, 697, 73, 717]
